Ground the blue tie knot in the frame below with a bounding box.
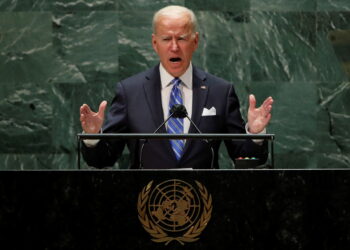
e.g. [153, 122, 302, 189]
[172, 77, 181, 88]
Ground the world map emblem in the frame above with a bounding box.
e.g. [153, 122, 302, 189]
[137, 179, 212, 245]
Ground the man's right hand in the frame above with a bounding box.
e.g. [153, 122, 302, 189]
[80, 101, 107, 133]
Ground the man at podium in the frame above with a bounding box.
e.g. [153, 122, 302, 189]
[79, 5, 273, 169]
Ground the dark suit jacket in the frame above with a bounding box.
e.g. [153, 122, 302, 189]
[82, 65, 268, 169]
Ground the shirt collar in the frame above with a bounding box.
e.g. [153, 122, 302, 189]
[159, 62, 193, 89]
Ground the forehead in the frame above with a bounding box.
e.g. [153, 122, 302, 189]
[155, 14, 192, 34]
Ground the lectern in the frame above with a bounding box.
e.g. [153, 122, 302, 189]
[77, 133, 276, 169]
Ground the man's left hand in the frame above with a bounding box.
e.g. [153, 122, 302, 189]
[247, 94, 274, 134]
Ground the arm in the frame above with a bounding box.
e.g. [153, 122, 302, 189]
[80, 83, 128, 167]
[224, 86, 273, 164]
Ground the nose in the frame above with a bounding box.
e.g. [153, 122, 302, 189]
[170, 38, 179, 52]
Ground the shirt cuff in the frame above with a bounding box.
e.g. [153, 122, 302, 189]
[82, 131, 101, 148]
[245, 124, 266, 145]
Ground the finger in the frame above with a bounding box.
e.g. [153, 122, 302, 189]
[262, 105, 272, 118]
[80, 112, 89, 121]
[266, 104, 272, 114]
[249, 94, 256, 111]
[262, 96, 273, 108]
[80, 104, 93, 115]
[262, 97, 273, 115]
[261, 97, 270, 107]
[80, 104, 86, 114]
[98, 100, 107, 115]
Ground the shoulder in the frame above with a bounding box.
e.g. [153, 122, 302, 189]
[193, 66, 233, 89]
[116, 65, 159, 89]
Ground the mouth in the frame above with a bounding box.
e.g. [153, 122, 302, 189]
[169, 57, 182, 63]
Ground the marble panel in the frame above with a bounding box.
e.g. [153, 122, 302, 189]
[327, 88, 350, 151]
[0, 12, 51, 53]
[0, 12, 87, 155]
[119, 0, 184, 11]
[0, 13, 52, 153]
[317, 0, 350, 11]
[52, 11, 119, 84]
[185, 0, 250, 11]
[251, 0, 316, 11]
[53, 0, 116, 11]
[0, 0, 51, 11]
[315, 11, 350, 167]
[315, 107, 350, 168]
[0, 83, 53, 153]
[117, 11, 158, 79]
[0, 11, 85, 88]
[316, 12, 350, 82]
[0, 153, 79, 170]
[248, 12, 318, 83]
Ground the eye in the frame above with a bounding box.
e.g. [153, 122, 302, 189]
[178, 35, 189, 41]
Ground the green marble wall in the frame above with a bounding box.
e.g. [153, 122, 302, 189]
[0, 0, 349, 169]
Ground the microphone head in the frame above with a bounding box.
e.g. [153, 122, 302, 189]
[170, 104, 187, 118]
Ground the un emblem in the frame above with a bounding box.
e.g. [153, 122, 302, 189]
[137, 179, 212, 245]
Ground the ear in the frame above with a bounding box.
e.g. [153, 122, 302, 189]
[193, 32, 199, 50]
[152, 34, 158, 53]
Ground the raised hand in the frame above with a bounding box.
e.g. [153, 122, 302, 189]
[247, 94, 273, 134]
[80, 101, 107, 133]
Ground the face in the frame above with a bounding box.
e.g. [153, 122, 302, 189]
[152, 14, 199, 77]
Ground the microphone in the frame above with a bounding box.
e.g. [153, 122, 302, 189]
[139, 104, 215, 169]
[169, 104, 187, 118]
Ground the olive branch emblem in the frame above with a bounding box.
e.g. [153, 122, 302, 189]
[137, 180, 212, 245]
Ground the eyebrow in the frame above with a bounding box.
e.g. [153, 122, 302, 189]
[159, 34, 191, 39]
[179, 34, 190, 39]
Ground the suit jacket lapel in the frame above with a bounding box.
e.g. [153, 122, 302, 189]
[143, 65, 166, 132]
[181, 67, 208, 162]
[189, 67, 208, 133]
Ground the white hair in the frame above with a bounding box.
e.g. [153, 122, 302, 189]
[152, 5, 198, 35]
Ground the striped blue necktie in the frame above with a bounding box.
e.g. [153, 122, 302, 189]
[168, 78, 185, 160]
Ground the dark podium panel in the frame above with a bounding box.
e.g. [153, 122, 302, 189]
[1, 170, 350, 250]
